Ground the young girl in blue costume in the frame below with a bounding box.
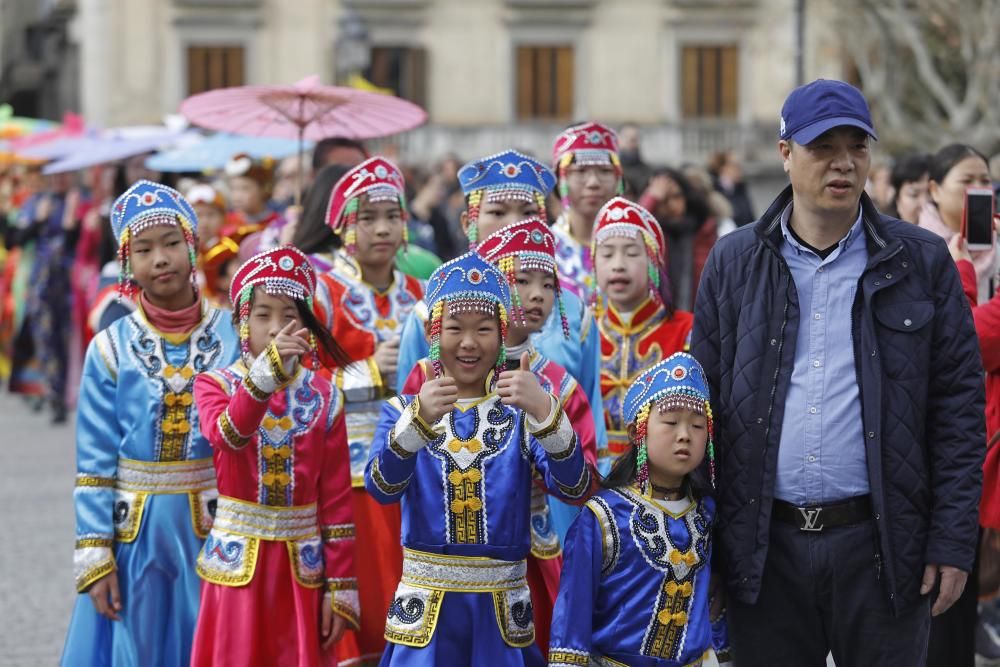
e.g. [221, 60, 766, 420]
[366, 252, 591, 666]
[61, 180, 241, 666]
[549, 352, 731, 667]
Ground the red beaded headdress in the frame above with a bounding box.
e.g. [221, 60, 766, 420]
[591, 196, 666, 315]
[476, 217, 569, 338]
[229, 245, 317, 360]
[551, 122, 623, 213]
[325, 156, 408, 256]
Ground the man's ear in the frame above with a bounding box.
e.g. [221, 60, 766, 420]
[778, 140, 793, 174]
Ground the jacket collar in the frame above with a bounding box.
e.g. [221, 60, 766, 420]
[755, 185, 902, 267]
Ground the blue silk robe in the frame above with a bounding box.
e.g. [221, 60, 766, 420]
[61, 304, 239, 667]
[366, 393, 591, 666]
[394, 287, 606, 543]
[549, 487, 724, 667]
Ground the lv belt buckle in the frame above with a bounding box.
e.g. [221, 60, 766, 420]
[797, 506, 824, 531]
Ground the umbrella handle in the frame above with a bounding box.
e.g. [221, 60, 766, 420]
[295, 99, 305, 208]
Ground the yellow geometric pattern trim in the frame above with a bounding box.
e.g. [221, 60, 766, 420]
[76, 475, 115, 488]
[370, 456, 409, 495]
[76, 558, 116, 593]
[548, 649, 590, 666]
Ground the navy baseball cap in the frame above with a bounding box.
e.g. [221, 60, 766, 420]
[779, 79, 877, 145]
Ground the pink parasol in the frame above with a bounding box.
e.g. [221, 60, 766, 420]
[179, 75, 426, 203]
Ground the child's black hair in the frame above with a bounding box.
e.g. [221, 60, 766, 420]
[600, 423, 713, 499]
[295, 300, 352, 369]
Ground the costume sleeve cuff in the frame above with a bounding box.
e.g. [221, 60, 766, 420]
[325, 579, 361, 630]
[74, 542, 115, 592]
[218, 408, 252, 449]
[243, 343, 291, 401]
[391, 398, 443, 455]
[527, 395, 575, 455]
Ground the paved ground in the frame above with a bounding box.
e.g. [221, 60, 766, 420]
[0, 391, 76, 666]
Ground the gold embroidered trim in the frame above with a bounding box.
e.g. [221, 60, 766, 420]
[531, 401, 564, 440]
[75, 537, 113, 549]
[76, 559, 116, 593]
[76, 474, 115, 488]
[548, 433, 578, 462]
[548, 649, 590, 666]
[218, 409, 250, 449]
[331, 596, 361, 630]
[410, 398, 439, 441]
[243, 374, 270, 402]
[321, 524, 356, 541]
[326, 577, 359, 592]
[266, 342, 292, 386]
[557, 466, 591, 500]
[369, 456, 410, 495]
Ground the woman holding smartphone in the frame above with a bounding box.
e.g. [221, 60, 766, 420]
[918, 144, 996, 304]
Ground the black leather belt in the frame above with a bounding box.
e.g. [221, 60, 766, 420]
[772, 495, 872, 532]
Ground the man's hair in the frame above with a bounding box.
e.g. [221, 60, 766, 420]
[311, 137, 368, 171]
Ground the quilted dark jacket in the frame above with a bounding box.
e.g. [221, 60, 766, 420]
[691, 186, 985, 613]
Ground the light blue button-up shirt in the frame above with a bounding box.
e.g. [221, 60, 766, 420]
[775, 203, 870, 505]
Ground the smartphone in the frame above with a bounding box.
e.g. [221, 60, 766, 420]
[964, 187, 996, 251]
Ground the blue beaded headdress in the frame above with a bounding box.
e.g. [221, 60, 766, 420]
[624, 352, 715, 495]
[425, 252, 511, 380]
[457, 150, 557, 248]
[110, 179, 199, 299]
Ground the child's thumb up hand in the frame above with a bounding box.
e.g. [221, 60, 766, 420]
[519, 351, 531, 372]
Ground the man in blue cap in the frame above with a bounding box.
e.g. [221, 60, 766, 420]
[691, 79, 985, 664]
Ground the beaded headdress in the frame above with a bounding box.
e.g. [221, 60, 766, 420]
[424, 252, 511, 381]
[551, 122, 623, 213]
[591, 196, 666, 315]
[111, 179, 199, 300]
[457, 150, 556, 248]
[325, 156, 408, 256]
[229, 245, 317, 360]
[624, 352, 715, 496]
[476, 217, 568, 337]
